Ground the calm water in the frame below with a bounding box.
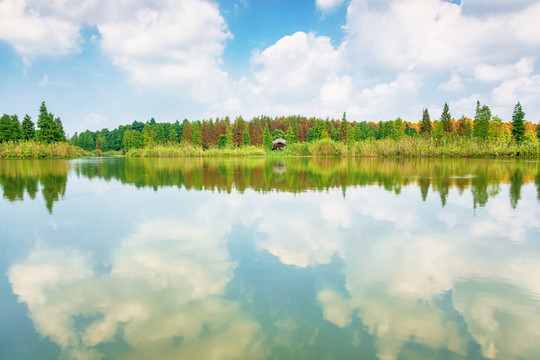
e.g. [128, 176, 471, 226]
[1, 157, 540, 360]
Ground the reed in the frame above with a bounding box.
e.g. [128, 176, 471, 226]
[0, 141, 88, 159]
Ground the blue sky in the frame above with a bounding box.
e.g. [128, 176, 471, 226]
[1, 0, 539, 135]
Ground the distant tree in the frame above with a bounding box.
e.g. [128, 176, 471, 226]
[242, 129, 251, 146]
[271, 128, 285, 141]
[455, 116, 472, 137]
[537, 123, 540, 141]
[218, 134, 228, 149]
[54, 117, 66, 141]
[36, 102, 63, 143]
[393, 118, 405, 140]
[22, 114, 36, 140]
[0, 114, 11, 142]
[473, 101, 491, 140]
[191, 121, 202, 145]
[168, 128, 178, 143]
[285, 125, 295, 144]
[440, 102, 452, 133]
[131, 120, 144, 132]
[511, 102, 526, 144]
[154, 124, 165, 144]
[338, 112, 348, 142]
[419, 108, 432, 134]
[142, 123, 154, 147]
[489, 115, 504, 140]
[263, 123, 272, 149]
[181, 121, 192, 144]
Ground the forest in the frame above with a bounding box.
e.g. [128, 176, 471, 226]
[1, 101, 539, 158]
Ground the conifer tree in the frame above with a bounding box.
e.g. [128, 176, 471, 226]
[419, 108, 432, 134]
[242, 129, 251, 146]
[22, 114, 36, 140]
[511, 102, 526, 144]
[440, 102, 452, 133]
[263, 123, 272, 149]
[338, 112, 348, 142]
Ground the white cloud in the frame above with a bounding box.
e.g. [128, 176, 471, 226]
[97, 0, 231, 95]
[474, 58, 534, 83]
[81, 113, 109, 132]
[316, 0, 346, 12]
[0, 0, 82, 57]
[439, 73, 465, 91]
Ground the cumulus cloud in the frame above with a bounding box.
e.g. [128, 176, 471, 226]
[316, 0, 346, 12]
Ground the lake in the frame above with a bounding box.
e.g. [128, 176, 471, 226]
[1, 157, 539, 360]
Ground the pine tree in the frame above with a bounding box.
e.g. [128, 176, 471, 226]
[419, 108, 432, 134]
[440, 102, 452, 133]
[511, 102, 526, 144]
[242, 129, 251, 146]
[36, 102, 60, 143]
[168, 128, 178, 143]
[263, 123, 272, 149]
[181, 121, 192, 144]
[338, 112, 348, 142]
[22, 114, 36, 140]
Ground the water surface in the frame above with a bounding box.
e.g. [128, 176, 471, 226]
[1, 157, 539, 360]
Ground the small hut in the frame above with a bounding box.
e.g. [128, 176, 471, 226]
[272, 138, 286, 150]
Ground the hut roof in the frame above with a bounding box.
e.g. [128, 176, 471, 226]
[272, 138, 286, 144]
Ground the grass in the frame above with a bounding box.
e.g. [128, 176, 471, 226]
[126, 143, 266, 157]
[0, 141, 88, 159]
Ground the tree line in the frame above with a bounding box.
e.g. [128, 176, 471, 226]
[1, 101, 539, 152]
[0, 102, 66, 144]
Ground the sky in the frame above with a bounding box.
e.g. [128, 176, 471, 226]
[0, 0, 540, 136]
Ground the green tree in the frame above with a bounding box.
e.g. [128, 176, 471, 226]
[218, 134, 228, 149]
[168, 128, 178, 143]
[338, 112, 348, 142]
[272, 129, 285, 141]
[22, 114, 35, 140]
[263, 123, 272, 149]
[191, 121, 202, 145]
[440, 102, 452, 133]
[36, 102, 62, 143]
[420, 108, 432, 134]
[473, 101, 491, 140]
[0, 114, 11, 142]
[511, 102, 526, 144]
[242, 129, 251, 146]
[54, 117, 66, 141]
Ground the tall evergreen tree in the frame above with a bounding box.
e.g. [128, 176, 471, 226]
[440, 102, 452, 133]
[511, 102, 526, 144]
[419, 108, 432, 134]
[0, 114, 11, 142]
[263, 123, 272, 150]
[242, 129, 251, 146]
[338, 112, 348, 142]
[22, 114, 35, 140]
[36, 102, 58, 143]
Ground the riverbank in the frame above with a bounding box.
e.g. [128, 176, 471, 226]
[126, 137, 540, 158]
[0, 141, 88, 159]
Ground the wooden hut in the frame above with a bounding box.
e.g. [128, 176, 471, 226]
[272, 138, 286, 150]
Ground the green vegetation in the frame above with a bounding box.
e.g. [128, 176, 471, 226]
[0, 141, 87, 159]
[2, 101, 539, 158]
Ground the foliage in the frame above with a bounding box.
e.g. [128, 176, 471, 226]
[441, 102, 452, 133]
[511, 102, 526, 144]
[0, 141, 87, 159]
[420, 109, 432, 134]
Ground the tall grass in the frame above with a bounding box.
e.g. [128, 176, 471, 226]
[125, 137, 540, 158]
[126, 143, 266, 157]
[0, 141, 88, 159]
